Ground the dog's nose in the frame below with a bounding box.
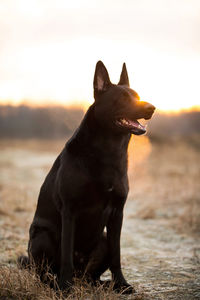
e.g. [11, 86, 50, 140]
[143, 102, 156, 120]
[144, 103, 156, 111]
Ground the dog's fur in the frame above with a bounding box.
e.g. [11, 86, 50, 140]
[18, 61, 155, 294]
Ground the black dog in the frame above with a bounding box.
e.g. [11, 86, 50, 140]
[18, 61, 155, 294]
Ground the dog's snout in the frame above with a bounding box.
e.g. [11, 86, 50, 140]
[144, 103, 156, 111]
[142, 102, 156, 120]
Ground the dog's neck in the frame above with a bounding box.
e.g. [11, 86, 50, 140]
[68, 104, 131, 159]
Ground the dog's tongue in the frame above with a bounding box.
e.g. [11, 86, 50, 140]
[120, 118, 146, 131]
[128, 120, 146, 131]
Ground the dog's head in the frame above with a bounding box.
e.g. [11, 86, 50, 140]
[93, 61, 155, 135]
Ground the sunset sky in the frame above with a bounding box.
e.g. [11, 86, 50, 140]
[0, 0, 200, 110]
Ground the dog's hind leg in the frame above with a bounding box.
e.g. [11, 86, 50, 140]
[85, 233, 109, 282]
[28, 227, 60, 283]
[17, 255, 30, 269]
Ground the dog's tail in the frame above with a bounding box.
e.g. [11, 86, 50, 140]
[17, 255, 30, 269]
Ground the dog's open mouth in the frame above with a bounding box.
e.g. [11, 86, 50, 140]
[116, 118, 147, 135]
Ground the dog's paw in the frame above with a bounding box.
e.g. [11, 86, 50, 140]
[58, 278, 73, 292]
[113, 282, 135, 294]
[17, 255, 30, 269]
[97, 280, 135, 294]
[93, 279, 112, 288]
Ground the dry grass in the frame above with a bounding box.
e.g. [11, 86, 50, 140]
[128, 137, 200, 236]
[0, 265, 146, 300]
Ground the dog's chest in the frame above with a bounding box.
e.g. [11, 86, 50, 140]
[100, 168, 129, 199]
[88, 177, 128, 214]
[107, 185, 114, 192]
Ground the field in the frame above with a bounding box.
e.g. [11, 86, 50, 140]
[0, 137, 200, 299]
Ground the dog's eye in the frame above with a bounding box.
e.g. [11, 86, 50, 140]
[122, 90, 129, 98]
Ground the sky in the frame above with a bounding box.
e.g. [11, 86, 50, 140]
[0, 0, 200, 111]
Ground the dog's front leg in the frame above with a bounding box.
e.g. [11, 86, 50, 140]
[107, 204, 134, 294]
[59, 207, 75, 291]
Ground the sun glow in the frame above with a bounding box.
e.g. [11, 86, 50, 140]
[0, 1, 200, 112]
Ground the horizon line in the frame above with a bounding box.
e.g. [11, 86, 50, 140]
[0, 99, 200, 113]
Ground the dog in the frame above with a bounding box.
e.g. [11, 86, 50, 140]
[18, 61, 155, 294]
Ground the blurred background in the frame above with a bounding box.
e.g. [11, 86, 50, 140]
[0, 0, 200, 299]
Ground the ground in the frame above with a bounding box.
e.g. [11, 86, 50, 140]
[0, 137, 200, 299]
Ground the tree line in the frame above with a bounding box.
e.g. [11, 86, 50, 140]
[0, 104, 200, 140]
[0, 105, 84, 138]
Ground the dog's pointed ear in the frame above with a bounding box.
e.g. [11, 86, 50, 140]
[118, 63, 129, 87]
[93, 61, 111, 93]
